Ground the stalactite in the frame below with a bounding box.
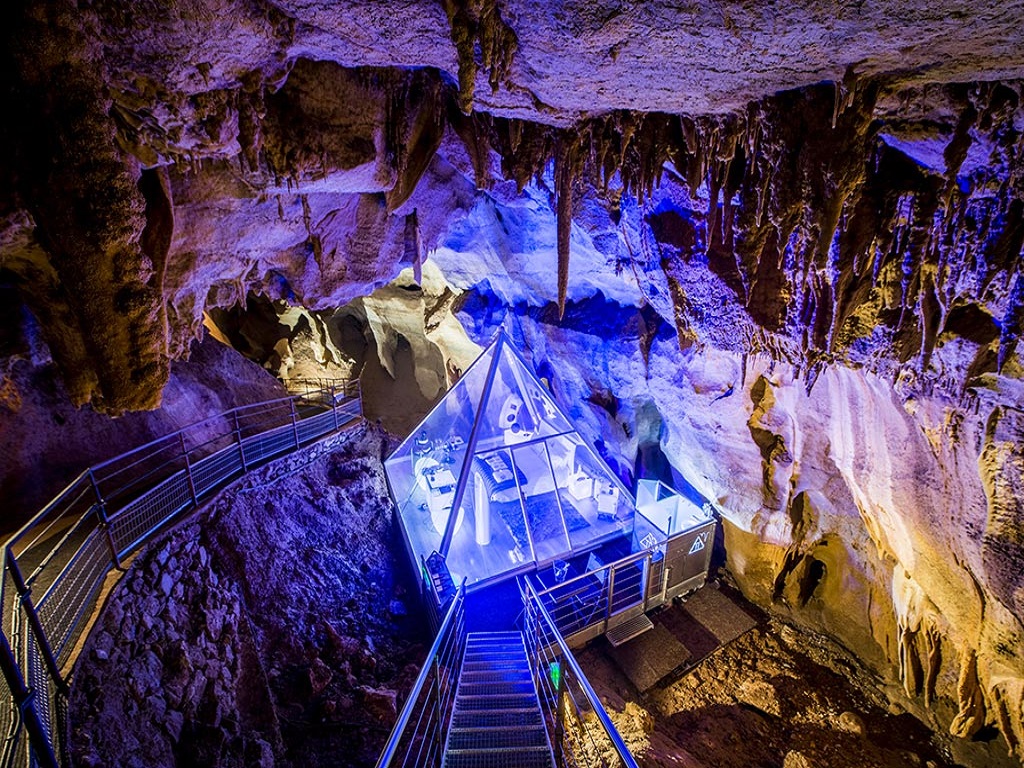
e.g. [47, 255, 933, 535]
[555, 134, 576, 319]
[236, 74, 265, 174]
[923, 625, 941, 707]
[831, 65, 861, 129]
[804, 358, 825, 396]
[396, 70, 1021, 392]
[299, 194, 323, 267]
[384, 72, 446, 211]
[443, 0, 518, 114]
[990, 682, 1024, 760]
[450, 109, 496, 190]
[444, 1, 478, 114]
[478, 0, 517, 95]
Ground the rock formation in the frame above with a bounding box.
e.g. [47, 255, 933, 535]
[0, 1, 1022, 765]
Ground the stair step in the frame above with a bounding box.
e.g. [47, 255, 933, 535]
[446, 726, 549, 751]
[457, 681, 535, 696]
[462, 670, 533, 683]
[464, 646, 524, 656]
[465, 640, 524, 650]
[605, 612, 655, 647]
[455, 694, 538, 710]
[463, 649, 525, 660]
[443, 746, 553, 768]
[462, 660, 527, 672]
[442, 632, 552, 767]
[466, 643, 523, 651]
[451, 709, 543, 729]
[462, 662, 529, 672]
[467, 632, 521, 641]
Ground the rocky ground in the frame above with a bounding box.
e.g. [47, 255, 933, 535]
[579, 588, 1010, 768]
[69, 422, 426, 768]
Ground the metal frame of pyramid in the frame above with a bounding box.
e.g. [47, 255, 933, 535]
[385, 330, 637, 591]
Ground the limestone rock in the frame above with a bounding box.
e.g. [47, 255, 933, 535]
[836, 711, 867, 736]
[69, 424, 422, 768]
[783, 751, 815, 768]
[738, 679, 783, 718]
[357, 685, 397, 722]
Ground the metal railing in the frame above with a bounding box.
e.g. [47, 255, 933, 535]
[531, 549, 665, 645]
[520, 579, 640, 768]
[376, 585, 466, 768]
[285, 378, 360, 404]
[0, 382, 361, 768]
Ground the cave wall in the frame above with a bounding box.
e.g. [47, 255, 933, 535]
[2, 1, 1023, 411]
[0, 327, 286, 529]
[0, 1, 1022, 765]
[327, 112, 1024, 761]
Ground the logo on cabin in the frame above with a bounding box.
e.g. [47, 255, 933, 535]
[688, 532, 708, 555]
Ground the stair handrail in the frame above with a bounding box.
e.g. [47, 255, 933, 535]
[376, 583, 466, 768]
[522, 579, 640, 768]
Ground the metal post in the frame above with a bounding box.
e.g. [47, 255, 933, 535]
[180, 433, 199, 507]
[233, 411, 248, 473]
[0, 630, 60, 768]
[430, 654, 444, 764]
[553, 651, 566, 766]
[642, 554, 651, 612]
[5, 551, 67, 696]
[331, 384, 339, 431]
[289, 398, 300, 448]
[88, 469, 122, 570]
[605, 565, 617, 632]
[441, 335, 504, 557]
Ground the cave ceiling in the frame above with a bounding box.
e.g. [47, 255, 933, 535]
[0, 0, 1023, 411]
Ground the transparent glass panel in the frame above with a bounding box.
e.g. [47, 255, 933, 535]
[512, 442, 570, 564]
[446, 448, 530, 585]
[385, 344, 494, 571]
[657, 482, 677, 502]
[549, 434, 632, 552]
[469, 343, 574, 453]
[385, 332, 643, 589]
[635, 480, 710, 537]
[392, 460, 447, 574]
[633, 507, 668, 555]
[635, 478, 660, 509]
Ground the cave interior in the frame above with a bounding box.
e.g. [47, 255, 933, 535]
[1, 1, 1023, 768]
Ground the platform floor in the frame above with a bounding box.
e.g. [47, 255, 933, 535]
[607, 583, 762, 692]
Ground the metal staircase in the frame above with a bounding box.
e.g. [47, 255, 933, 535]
[377, 583, 639, 768]
[443, 632, 554, 768]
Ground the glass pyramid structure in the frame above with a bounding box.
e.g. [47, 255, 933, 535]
[386, 332, 635, 589]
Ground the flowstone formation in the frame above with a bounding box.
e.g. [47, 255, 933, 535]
[0, 1, 1022, 766]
